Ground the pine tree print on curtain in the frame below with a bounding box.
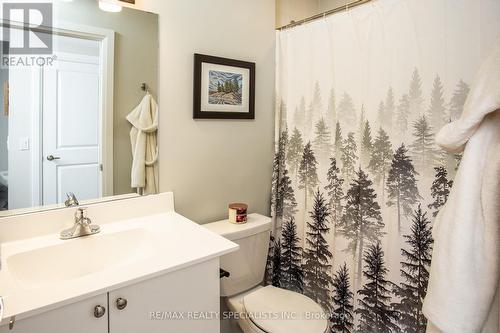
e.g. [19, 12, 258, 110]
[271, 127, 288, 219]
[327, 89, 337, 130]
[281, 217, 304, 292]
[331, 263, 354, 333]
[287, 128, 304, 181]
[386, 144, 420, 234]
[368, 128, 392, 198]
[269, 0, 494, 330]
[393, 205, 433, 332]
[396, 94, 410, 141]
[325, 157, 344, 225]
[410, 116, 438, 177]
[294, 97, 306, 131]
[337, 169, 385, 288]
[269, 124, 300, 285]
[271, 238, 282, 287]
[428, 167, 453, 217]
[303, 190, 333, 312]
[314, 118, 332, 162]
[408, 69, 424, 118]
[449, 80, 470, 121]
[338, 93, 357, 130]
[360, 121, 374, 168]
[428, 75, 446, 131]
[334, 122, 344, 156]
[341, 133, 358, 183]
[356, 243, 399, 333]
[298, 142, 319, 215]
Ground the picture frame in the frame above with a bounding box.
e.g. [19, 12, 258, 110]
[193, 53, 255, 119]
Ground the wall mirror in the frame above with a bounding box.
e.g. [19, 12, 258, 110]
[0, 0, 159, 216]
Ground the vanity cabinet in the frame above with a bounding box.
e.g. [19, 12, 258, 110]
[108, 258, 220, 333]
[1, 259, 220, 333]
[0, 295, 108, 333]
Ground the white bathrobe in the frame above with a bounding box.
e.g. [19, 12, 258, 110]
[126, 93, 159, 195]
[423, 39, 500, 333]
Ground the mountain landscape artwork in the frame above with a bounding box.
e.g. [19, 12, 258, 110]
[194, 54, 255, 119]
[208, 70, 242, 106]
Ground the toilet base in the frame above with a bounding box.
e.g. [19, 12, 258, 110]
[223, 285, 328, 333]
[223, 286, 264, 333]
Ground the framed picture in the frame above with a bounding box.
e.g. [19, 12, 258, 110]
[193, 53, 255, 119]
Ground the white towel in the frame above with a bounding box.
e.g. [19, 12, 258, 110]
[126, 93, 159, 195]
[422, 39, 500, 333]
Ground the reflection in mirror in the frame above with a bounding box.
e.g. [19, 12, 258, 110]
[0, 0, 158, 216]
[0, 43, 7, 213]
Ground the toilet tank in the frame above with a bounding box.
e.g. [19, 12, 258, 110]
[204, 213, 272, 297]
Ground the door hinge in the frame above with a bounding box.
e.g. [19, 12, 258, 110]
[100, 164, 103, 171]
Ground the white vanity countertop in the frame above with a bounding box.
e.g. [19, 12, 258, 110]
[0, 209, 238, 326]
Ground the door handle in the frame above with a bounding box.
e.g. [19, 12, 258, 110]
[46, 155, 61, 161]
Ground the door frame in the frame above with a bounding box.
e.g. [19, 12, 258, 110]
[8, 20, 116, 204]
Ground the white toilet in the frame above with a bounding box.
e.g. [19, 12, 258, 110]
[204, 213, 328, 333]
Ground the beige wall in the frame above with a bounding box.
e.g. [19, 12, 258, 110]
[132, 0, 276, 224]
[276, 0, 318, 28]
[55, 0, 159, 195]
[318, 0, 354, 12]
[276, 0, 352, 28]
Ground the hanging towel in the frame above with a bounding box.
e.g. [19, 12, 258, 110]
[423, 39, 500, 333]
[126, 92, 159, 195]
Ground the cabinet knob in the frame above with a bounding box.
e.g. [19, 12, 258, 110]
[94, 305, 106, 318]
[116, 297, 128, 310]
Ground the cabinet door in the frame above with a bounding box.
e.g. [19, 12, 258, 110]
[0, 294, 108, 333]
[109, 258, 220, 333]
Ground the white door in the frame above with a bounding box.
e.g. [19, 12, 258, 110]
[42, 52, 101, 205]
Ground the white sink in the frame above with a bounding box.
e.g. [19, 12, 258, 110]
[0, 198, 238, 326]
[5, 228, 154, 287]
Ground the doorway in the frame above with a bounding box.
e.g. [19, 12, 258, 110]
[6, 25, 114, 210]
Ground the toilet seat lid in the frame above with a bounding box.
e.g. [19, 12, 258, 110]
[242, 285, 328, 333]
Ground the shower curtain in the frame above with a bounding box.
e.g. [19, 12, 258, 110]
[268, 0, 500, 331]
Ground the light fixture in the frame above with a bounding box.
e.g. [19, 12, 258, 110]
[98, 0, 122, 13]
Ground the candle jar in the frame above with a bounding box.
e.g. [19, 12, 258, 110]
[228, 203, 248, 224]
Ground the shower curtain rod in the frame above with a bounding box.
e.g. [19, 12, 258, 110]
[276, 0, 373, 31]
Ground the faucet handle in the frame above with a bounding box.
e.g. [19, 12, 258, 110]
[75, 207, 91, 224]
[65, 192, 79, 207]
[76, 206, 87, 215]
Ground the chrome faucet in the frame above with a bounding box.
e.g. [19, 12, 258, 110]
[60, 207, 101, 240]
[64, 192, 79, 207]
